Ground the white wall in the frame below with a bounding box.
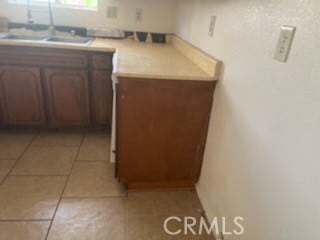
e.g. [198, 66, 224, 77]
[0, 0, 175, 33]
[175, 0, 320, 239]
[1, 0, 319, 238]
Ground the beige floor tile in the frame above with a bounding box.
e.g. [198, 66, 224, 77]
[0, 176, 66, 220]
[77, 133, 110, 161]
[127, 214, 174, 240]
[0, 133, 34, 160]
[47, 198, 125, 240]
[0, 221, 50, 240]
[0, 160, 16, 183]
[127, 190, 203, 217]
[64, 161, 126, 197]
[32, 132, 83, 147]
[127, 215, 215, 240]
[11, 146, 78, 175]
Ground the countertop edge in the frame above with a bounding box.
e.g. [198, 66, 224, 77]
[0, 39, 117, 53]
[0, 36, 220, 81]
[112, 72, 217, 81]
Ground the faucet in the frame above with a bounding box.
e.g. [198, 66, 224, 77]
[48, 0, 55, 37]
[27, 0, 34, 24]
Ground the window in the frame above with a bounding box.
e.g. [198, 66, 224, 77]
[8, 0, 98, 10]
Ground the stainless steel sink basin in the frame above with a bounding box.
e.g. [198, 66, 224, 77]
[0, 34, 94, 45]
[46, 37, 93, 45]
[0, 34, 47, 41]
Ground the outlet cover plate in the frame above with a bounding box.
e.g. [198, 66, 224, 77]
[274, 25, 296, 62]
[209, 16, 216, 37]
[136, 8, 143, 22]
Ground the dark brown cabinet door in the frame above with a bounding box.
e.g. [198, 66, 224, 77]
[44, 68, 90, 127]
[91, 70, 113, 128]
[0, 66, 45, 126]
[116, 77, 215, 189]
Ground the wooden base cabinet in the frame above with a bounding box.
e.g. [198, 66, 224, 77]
[0, 46, 113, 129]
[116, 77, 216, 189]
[44, 68, 90, 127]
[91, 70, 113, 127]
[90, 53, 113, 128]
[0, 66, 45, 126]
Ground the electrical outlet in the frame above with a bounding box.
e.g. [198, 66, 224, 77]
[209, 16, 216, 37]
[106, 6, 118, 19]
[136, 8, 143, 22]
[274, 25, 296, 62]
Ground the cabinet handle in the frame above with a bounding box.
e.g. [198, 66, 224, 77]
[118, 90, 126, 100]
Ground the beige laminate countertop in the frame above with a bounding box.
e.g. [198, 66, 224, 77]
[0, 35, 216, 81]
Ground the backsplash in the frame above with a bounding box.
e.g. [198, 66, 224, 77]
[6, 21, 167, 43]
[0, 17, 8, 32]
[87, 27, 124, 39]
[86, 28, 166, 43]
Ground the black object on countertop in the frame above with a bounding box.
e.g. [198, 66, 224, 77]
[151, 33, 166, 43]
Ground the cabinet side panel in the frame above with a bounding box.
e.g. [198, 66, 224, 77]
[116, 77, 215, 186]
[90, 70, 113, 128]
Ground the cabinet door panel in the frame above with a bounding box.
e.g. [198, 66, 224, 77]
[44, 68, 90, 127]
[91, 70, 113, 128]
[116, 78, 215, 186]
[0, 66, 45, 126]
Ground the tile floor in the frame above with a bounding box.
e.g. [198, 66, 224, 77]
[0, 130, 214, 240]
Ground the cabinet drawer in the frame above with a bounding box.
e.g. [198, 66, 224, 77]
[0, 46, 88, 68]
[91, 54, 112, 69]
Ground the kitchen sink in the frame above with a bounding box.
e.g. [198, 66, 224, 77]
[46, 36, 93, 45]
[0, 34, 94, 45]
[0, 34, 47, 41]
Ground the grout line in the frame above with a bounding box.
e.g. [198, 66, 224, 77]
[0, 133, 39, 186]
[16, 133, 40, 159]
[76, 159, 110, 162]
[61, 195, 127, 199]
[0, 132, 126, 236]
[30, 145, 83, 148]
[9, 174, 69, 177]
[0, 219, 52, 222]
[44, 134, 85, 240]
